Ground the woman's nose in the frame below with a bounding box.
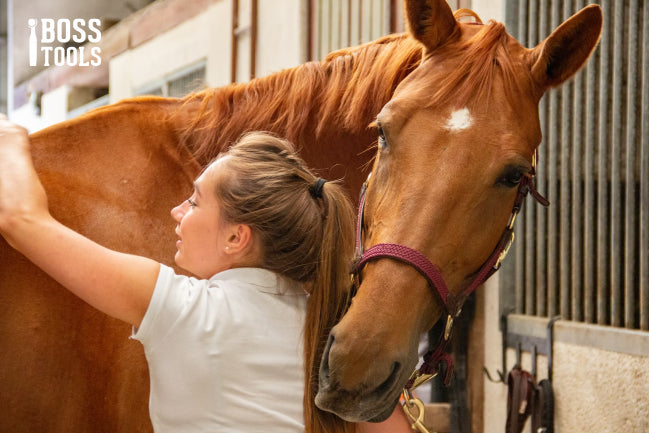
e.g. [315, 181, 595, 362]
[171, 202, 186, 221]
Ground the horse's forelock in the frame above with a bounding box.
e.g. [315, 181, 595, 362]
[419, 20, 534, 112]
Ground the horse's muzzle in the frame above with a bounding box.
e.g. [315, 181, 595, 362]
[315, 332, 414, 422]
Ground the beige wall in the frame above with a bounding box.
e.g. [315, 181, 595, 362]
[109, 0, 306, 103]
[470, 0, 503, 22]
[553, 341, 649, 432]
[109, 1, 230, 102]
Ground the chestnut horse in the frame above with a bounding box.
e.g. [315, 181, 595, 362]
[315, 0, 602, 423]
[0, 0, 601, 431]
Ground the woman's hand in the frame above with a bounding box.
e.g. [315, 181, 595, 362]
[0, 115, 49, 235]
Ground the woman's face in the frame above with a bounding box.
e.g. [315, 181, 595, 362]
[170, 161, 235, 278]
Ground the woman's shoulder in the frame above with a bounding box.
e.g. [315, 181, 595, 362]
[208, 267, 307, 296]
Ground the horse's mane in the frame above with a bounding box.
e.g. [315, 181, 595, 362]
[179, 11, 527, 167]
[178, 34, 423, 165]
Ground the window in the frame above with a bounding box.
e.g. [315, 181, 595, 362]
[136, 61, 206, 98]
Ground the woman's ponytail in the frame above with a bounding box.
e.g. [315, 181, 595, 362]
[303, 182, 357, 433]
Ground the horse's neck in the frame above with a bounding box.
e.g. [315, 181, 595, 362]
[183, 34, 422, 170]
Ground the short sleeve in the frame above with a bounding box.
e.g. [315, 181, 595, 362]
[131, 264, 199, 351]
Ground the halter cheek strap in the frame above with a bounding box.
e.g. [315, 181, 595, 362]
[350, 155, 548, 390]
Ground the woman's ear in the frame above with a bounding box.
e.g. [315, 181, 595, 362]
[223, 224, 254, 255]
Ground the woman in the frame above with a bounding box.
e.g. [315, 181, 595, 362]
[0, 117, 411, 433]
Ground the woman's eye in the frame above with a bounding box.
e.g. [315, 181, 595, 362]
[187, 198, 197, 207]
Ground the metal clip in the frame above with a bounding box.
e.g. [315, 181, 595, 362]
[402, 388, 432, 433]
[407, 369, 438, 391]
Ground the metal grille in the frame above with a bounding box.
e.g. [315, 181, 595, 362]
[502, 0, 649, 331]
[306, 0, 473, 61]
[308, 0, 401, 61]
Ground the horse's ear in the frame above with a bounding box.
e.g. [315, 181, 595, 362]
[529, 4, 602, 91]
[404, 0, 458, 53]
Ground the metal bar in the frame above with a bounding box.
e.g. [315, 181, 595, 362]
[547, 0, 561, 319]
[327, 0, 332, 54]
[389, 0, 398, 33]
[231, 0, 239, 83]
[525, 0, 538, 316]
[369, 0, 374, 40]
[339, 0, 344, 51]
[330, 0, 339, 50]
[641, 0, 649, 331]
[610, 0, 624, 328]
[519, 0, 531, 315]
[504, 0, 518, 34]
[306, 0, 315, 61]
[515, 0, 527, 316]
[583, 5, 599, 324]
[318, 0, 324, 59]
[515, 212, 525, 314]
[358, 0, 363, 45]
[250, 0, 257, 80]
[536, 0, 550, 318]
[559, 1, 573, 320]
[517, 0, 527, 49]
[571, 0, 586, 322]
[624, 0, 639, 329]
[348, 0, 353, 47]
[597, 0, 612, 325]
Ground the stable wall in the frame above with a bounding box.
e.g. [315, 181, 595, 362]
[469, 1, 649, 431]
[109, 0, 306, 102]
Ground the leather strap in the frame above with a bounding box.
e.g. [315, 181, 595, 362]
[531, 379, 554, 433]
[505, 364, 535, 433]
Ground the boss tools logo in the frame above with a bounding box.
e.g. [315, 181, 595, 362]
[28, 18, 102, 67]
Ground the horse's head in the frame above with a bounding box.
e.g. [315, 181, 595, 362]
[316, 0, 602, 422]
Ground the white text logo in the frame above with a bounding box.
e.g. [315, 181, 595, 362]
[28, 18, 102, 67]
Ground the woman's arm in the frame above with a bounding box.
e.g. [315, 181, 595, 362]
[0, 117, 158, 327]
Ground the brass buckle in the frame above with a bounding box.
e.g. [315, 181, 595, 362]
[444, 314, 454, 341]
[494, 232, 515, 270]
[507, 209, 519, 230]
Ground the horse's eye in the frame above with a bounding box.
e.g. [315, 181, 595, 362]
[496, 167, 525, 188]
[377, 124, 387, 149]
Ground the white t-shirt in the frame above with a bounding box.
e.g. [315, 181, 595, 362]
[132, 264, 307, 433]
